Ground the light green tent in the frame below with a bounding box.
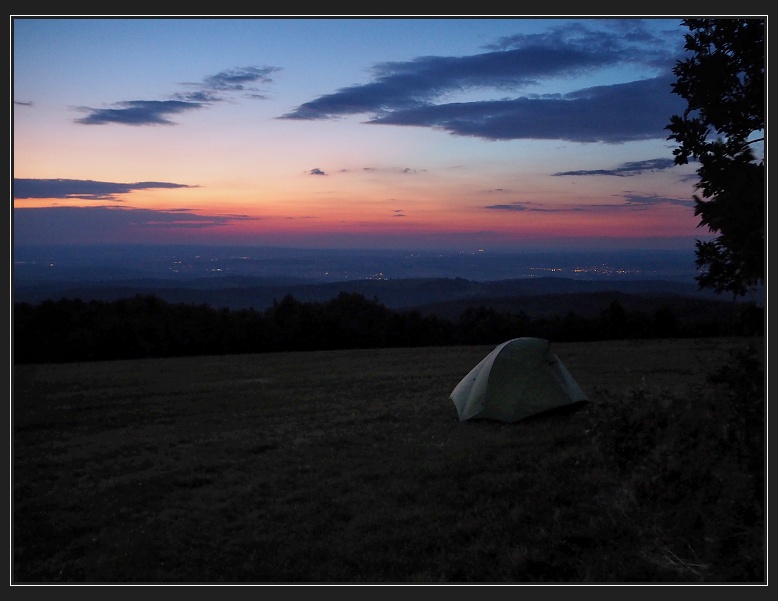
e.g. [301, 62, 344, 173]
[450, 337, 587, 423]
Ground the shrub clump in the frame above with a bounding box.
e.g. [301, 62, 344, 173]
[587, 344, 764, 582]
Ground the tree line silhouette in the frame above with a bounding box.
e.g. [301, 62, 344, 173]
[13, 292, 763, 364]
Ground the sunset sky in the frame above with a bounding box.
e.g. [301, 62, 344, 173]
[13, 16, 713, 252]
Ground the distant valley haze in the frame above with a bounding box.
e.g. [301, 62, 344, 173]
[15, 242, 757, 318]
[13, 243, 704, 286]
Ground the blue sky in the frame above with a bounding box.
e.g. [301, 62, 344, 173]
[13, 16, 723, 252]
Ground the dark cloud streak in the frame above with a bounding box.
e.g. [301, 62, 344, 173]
[281, 42, 616, 121]
[484, 192, 694, 212]
[553, 158, 677, 177]
[368, 76, 683, 143]
[13, 206, 257, 245]
[484, 202, 584, 212]
[621, 193, 694, 208]
[75, 100, 203, 126]
[199, 66, 277, 92]
[13, 178, 194, 201]
[279, 21, 685, 143]
[76, 66, 279, 126]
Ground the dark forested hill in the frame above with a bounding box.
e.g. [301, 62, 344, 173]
[12, 274, 741, 315]
[13, 278, 763, 364]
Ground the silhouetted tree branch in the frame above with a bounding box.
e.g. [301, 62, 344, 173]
[666, 18, 765, 298]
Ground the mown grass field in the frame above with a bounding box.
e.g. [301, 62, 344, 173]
[13, 337, 765, 584]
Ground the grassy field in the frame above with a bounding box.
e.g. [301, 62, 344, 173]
[13, 337, 765, 584]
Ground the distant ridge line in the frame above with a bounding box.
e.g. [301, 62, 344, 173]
[13, 275, 742, 317]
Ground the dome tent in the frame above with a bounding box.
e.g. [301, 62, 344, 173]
[450, 337, 587, 423]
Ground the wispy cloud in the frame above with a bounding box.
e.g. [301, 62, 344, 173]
[279, 21, 684, 143]
[484, 192, 694, 213]
[75, 66, 279, 126]
[130, 208, 258, 228]
[75, 100, 204, 126]
[13, 178, 195, 201]
[620, 192, 695, 208]
[310, 166, 424, 177]
[197, 67, 276, 92]
[13, 206, 258, 245]
[484, 202, 584, 212]
[361, 167, 423, 174]
[552, 158, 677, 177]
